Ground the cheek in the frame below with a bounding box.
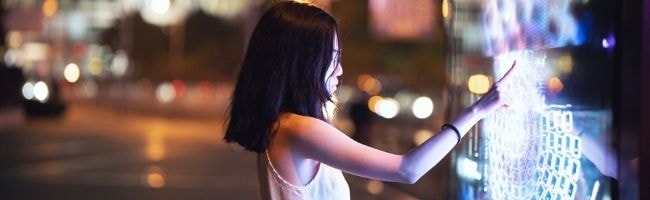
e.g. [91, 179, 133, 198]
[324, 68, 335, 82]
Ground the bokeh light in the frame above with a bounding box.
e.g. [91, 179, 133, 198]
[442, 0, 450, 19]
[375, 98, 399, 119]
[366, 180, 384, 195]
[23, 42, 48, 62]
[556, 55, 573, 75]
[7, 31, 22, 48]
[42, 0, 58, 17]
[200, 0, 250, 19]
[4, 49, 21, 66]
[171, 80, 186, 97]
[601, 35, 615, 49]
[145, 166, 165, 188]
[33, 81, 49, 102]
[548, 76, 564, 93]
[147, 131, 166, 162]
[22, 82, 34, 100]
[467, 74, 491, 94]
[140, 0, 192, 26]
[156, 82, 175, 103]
[66, 12, 88, 41]
[88, 57, 103, 76]
[413, 129, 434, 146]
[457, 157, 481, 180]
[357, 74, 382, 95]
[149, 0, 170, 14]
[412, 96, 434, 119]
[111, 50, 129, 77]
[64, 63, 80, 83]
[367, 95, 383, 113]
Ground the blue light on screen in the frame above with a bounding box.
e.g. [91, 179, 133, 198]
[481, 0, 586, 56]
[478, 51, 582, 200]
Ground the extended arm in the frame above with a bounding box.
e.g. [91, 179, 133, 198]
[291, 103, 485, 184]
[292, 62, 516, 184]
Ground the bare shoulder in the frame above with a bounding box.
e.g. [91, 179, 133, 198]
[277, 113, 331, 137]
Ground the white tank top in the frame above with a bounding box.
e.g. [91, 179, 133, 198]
[257, 151, 350, 200]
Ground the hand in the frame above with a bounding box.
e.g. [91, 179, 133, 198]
[471, 60, 517, 119]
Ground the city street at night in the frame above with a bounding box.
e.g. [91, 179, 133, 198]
[0, 104, 417, 200]
[1, 0, 648, 199]
[0, 103, 259, 199]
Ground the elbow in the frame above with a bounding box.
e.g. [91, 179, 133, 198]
[403, 176, 418, 185]
[397, 166, 420, 184]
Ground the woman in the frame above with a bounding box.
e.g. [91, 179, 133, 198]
[224, 1, 515, 199]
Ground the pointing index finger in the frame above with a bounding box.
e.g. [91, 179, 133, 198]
[496, 60, 517, 84]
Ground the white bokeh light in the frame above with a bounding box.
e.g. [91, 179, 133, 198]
[4, 48, 21, 66]
[457, 157, 481, 180]
[33, 81, 49, 102]
[140, 0, 192, 26]
[150, 0, 170, 14]
[200, 0, 250, 20]
[411, 96, 434, 119]
[374, 98, 399, 119]
[111, 50, 129, 77]
[64, 63, 80, 83]
[156, 82, 175, 103]
[21, 82, 34, 100]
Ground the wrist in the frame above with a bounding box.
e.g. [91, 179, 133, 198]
[463, 104, 483, 125]
[449, 106, 482, 138]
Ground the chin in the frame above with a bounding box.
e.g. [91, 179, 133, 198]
[329, 86, 337, 93]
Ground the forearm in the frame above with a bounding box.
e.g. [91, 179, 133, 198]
[396, 61, 513, 183]
[399, 106, 481, 183]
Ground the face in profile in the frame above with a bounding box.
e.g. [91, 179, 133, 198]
[325, 34, 343, 95]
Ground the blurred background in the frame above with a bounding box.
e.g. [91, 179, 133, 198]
[0, 0, 648, 199]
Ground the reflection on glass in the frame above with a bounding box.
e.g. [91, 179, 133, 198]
[146, 131, 166, 162]
[482, 0, 585, 55]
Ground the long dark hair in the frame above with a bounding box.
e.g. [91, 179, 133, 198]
[224, 1, 340, 153]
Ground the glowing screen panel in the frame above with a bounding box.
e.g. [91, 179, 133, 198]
[450, 0, 614, 199]
[456, 50, 611, 200]
[481, 51, 579, 200]
[481, 0, 585, 55]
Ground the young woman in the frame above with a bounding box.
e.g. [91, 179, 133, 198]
[224, 1, 515, 199]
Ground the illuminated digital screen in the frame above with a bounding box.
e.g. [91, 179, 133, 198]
[481, 0, 586, 55]
[456, 50, 612, 199]
[484, 104, 581, 200]
[451, 0, 614, 199]
[478, 51, 576, 199]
